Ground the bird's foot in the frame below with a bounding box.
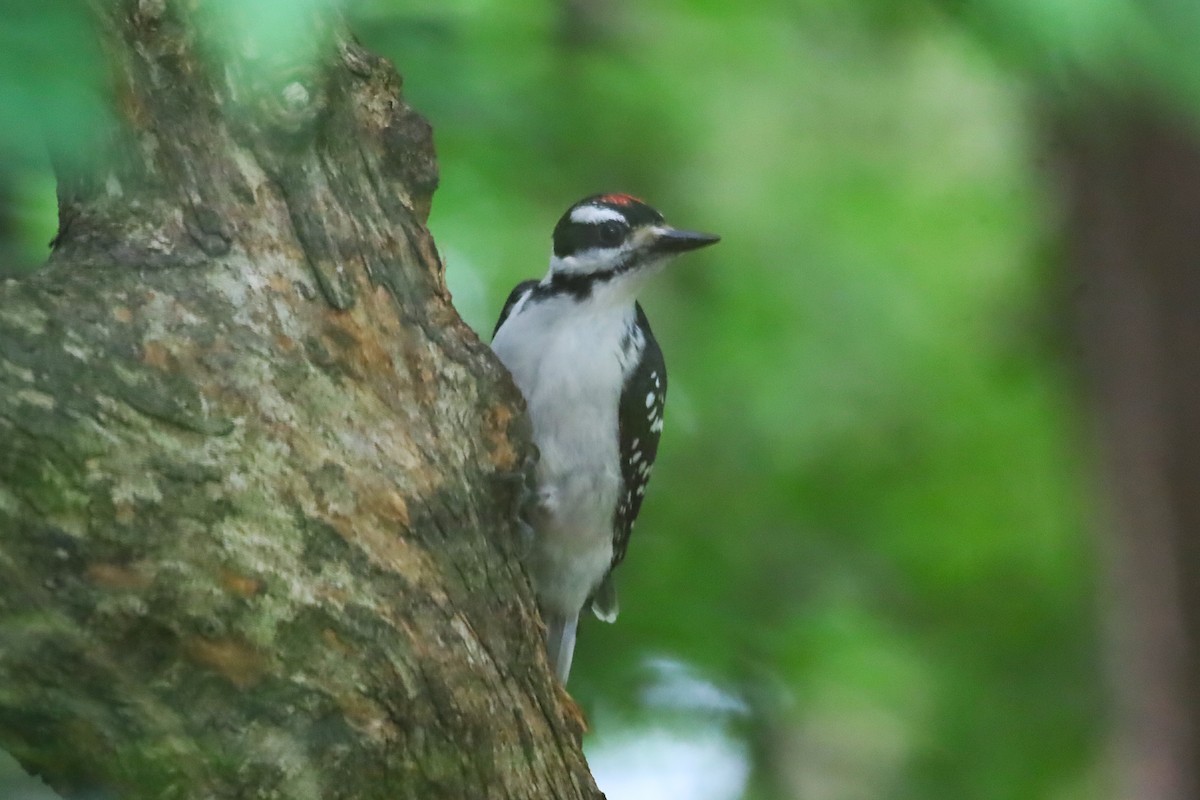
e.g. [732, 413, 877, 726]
[491, 450, 539, 557]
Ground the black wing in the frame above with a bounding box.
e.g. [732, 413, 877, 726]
[492, 279, 539, 339]
[611, 302, 667, 568]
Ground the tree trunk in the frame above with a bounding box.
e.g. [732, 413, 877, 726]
[0, 2, 599, 798]
[1051, 94, 1200, 800]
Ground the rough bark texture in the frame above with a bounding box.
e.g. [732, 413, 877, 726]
[0, 2, 600, 798]
[1050, 95, 1200, 800]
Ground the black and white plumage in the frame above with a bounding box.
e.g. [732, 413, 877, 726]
[490, 194, 718, 683]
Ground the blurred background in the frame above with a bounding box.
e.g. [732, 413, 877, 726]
[5, 0, 1200, 798]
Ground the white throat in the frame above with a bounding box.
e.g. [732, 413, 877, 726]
[544, 254, 667, 309]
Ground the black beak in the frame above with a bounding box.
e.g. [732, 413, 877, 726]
[652, 227, 721, 254]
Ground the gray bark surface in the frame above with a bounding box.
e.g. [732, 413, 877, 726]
[1054, 97, 1200, 800]
[0, 2, 599, 798]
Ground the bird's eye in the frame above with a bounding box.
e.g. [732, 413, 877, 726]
[598, 220, 627, 247]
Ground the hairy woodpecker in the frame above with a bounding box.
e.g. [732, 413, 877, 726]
[491, 193, 719, 683]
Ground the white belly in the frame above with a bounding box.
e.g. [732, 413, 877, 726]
[492, 296, 632, 615]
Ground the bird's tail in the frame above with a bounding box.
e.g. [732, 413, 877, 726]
[589, 572, 619, 623]
[544, 611, 579, 684]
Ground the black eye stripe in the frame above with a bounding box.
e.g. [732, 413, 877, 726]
[553, 219, 630, 257]
[598, 220, 627, 246]
[551, 195, 665, 258]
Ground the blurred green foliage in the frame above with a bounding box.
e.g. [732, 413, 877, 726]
[13, 0, 1200, 797]
[0, 0, 107, 172]
[351, 2, 1103, 795]
[0, 0, 106, 273]
[348, 0, 1104, 796]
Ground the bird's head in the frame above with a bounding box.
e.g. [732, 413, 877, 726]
[545, 194, 719, 299]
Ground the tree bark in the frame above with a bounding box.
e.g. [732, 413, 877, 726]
[1050, 94, 1200, 800]
[0, 2, 599, 798]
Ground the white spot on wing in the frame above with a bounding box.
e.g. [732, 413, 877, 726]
[508, 288, 533, 319]
[645, 392, 655, 408]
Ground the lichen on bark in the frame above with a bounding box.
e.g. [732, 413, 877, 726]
[0, 2, 597, 798]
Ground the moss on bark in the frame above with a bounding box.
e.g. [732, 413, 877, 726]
[0, 2, 597, 798]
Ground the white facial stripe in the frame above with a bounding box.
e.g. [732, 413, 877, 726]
[569, 205, 627, 225]
[548, 253, 595, 276]
[632, 226, 664, 248]
[549, 223, 662, 277]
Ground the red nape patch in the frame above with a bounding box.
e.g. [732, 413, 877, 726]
[598, 193, 642, 206]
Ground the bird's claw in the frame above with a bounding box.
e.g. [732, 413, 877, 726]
[492, 450, 539, 556]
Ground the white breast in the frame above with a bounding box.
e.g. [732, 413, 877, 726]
[492, 293, 634, 615]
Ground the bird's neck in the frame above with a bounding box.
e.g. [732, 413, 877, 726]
[540, 262, 660, 311]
